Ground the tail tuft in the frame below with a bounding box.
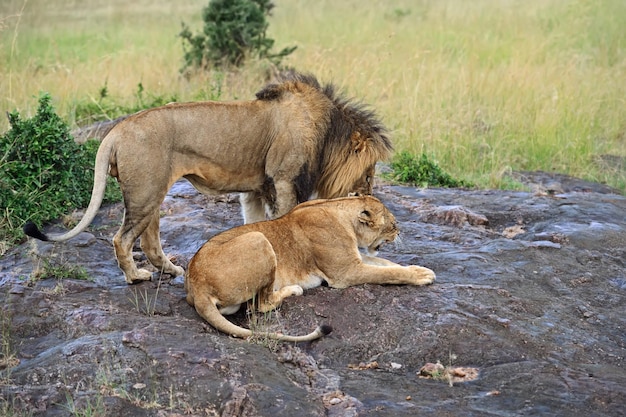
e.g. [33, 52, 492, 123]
[319, 324, 333, 336]
[23, 221, 49, 241]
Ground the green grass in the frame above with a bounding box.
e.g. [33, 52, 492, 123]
[30, 255, 91, 282]
[1, 0, 624, 193]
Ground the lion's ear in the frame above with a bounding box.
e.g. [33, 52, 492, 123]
[350, 132, 369, 154]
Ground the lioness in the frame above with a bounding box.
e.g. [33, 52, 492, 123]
[185, 195, 436, 342]
[24, 72, 392, 284]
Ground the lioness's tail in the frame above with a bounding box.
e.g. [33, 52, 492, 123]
[195, 295, 332, 343]
[23, 136, 115, 242]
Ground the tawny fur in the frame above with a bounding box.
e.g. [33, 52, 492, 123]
[185, 195, 435, 342]
[23, 72, 392, 284]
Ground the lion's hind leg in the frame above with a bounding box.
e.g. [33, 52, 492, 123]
[113, 215, 154, 284]
[140, 209, 185, 277]
[187, 231, 278, 307]
[257, 285, 304, 313]
[113, 177, 171, 284]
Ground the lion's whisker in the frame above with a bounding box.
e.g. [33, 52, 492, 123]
[392, 234, 406, 251]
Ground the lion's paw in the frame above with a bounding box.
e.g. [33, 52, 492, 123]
[127, 268, 153, 284]
[171, 265, 185, 277]
[408, 265, 436, 285]
[285, 285, 304, 296]
[280, 285, 304, 298]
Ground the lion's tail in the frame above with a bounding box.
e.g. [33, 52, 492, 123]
[195, 295, 332, 343]
[23, 134, 115, 242]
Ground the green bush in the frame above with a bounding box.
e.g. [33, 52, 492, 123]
[389, 151, 472, 188]
[0, 93, 121, 245]
[179, 0, 296, 71]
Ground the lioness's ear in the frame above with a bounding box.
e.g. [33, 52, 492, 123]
[358, 209, 372, 225]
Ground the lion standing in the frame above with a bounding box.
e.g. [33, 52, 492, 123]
[24, 71, 392, 284]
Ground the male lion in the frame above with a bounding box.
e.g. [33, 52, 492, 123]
[24, 72, 392, 284]
[185, 195, 436, 342]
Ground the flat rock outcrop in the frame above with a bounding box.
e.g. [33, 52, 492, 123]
[1, 177, 624, 416]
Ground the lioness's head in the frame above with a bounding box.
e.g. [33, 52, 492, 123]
[355, 197, 399, 255]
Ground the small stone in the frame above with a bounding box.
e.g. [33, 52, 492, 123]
[419, 362, 445, 377]
[72, 232, 96, 247]
[9, 285, 25, 295]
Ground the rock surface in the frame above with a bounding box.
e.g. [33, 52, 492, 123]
[1, 176, 625, 416]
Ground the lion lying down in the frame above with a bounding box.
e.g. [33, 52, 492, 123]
[185, 195, 436, 342]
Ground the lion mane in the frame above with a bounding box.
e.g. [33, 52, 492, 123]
[24, 71, 393, 284]
[255, 71, 391, 202]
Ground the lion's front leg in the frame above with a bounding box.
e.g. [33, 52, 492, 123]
[140, 210, 185, 277]
[359, 255, 435, 285]
[330, 263, 436, 288]
[404, 265, 437, 285]
[267, 179, 298, 219]
[361, 254, 403, 267]
[240, 192, 266, 224]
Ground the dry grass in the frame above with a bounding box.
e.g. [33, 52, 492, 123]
[1, 0, 625, 192]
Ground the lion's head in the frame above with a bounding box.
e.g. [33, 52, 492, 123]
[353, 196, 399, 256]
[256, 71, 393, 202]
[317, 84, 392, 199]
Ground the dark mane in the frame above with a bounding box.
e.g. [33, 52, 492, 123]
[321, 82, 391, 153]
[275, 70, 322, 89]
[255, 70, 393, 199]
[255, 70, 321, 101]
[256, 70, 390, 151]
[315, 77, 393, 197]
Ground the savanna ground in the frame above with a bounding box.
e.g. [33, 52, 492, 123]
[1, 0, 626, 415]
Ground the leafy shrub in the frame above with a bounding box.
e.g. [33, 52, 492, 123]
[389, 151, 472, 188]
[179, 0, 296, 71]
[0, 93, 121, 245]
